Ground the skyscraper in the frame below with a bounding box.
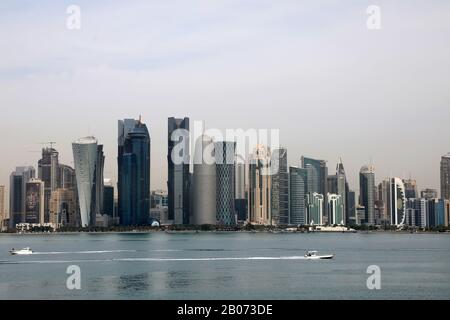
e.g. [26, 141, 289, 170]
[403, 178, 418, 199]
[271, 148, 289, 225]
[248, 145, 272, 225]
[234, 161, 247, 222]
[389, 178, 406, 227]
[347, 190, 356, 224]
[427, 199, 445, 228]
[359, 165, 375, 225]
[308, 193, 324, 225]
[25, 178, 45, 224]
[38, 147, 59, 223]
[95, 145, 105, 218]
[378, 179, 390, 223]
[328, 193, 344, 225]
[215, 141, 236, 225]
[9, 166, 35, 228]
[0, 185, 5, 229]
[336, 158, 349, 225]
[192, 134, 216, 225]
[167, 117, 190, 225]
[327, 158, 348, 225]
[103, 180, 115, 218]
[289, 166, 307, 225]
[441, 153, 450, 200]
[301, 156, 328, 223]
[406, 198, 427, 228]
[118, 118, 151, 226]
[72, 136, 103, 227]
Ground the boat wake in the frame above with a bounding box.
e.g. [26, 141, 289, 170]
[31, 250, 137, 255]
[0, 256, 314, 265]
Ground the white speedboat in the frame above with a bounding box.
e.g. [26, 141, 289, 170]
[9, 247, 33, 255]
[304, 250, 334, 260]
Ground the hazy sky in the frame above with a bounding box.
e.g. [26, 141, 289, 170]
[1, 0, 450, 212]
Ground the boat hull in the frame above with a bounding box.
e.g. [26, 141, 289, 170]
[305, 255, 334, 260]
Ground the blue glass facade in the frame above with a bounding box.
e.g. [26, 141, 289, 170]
[289, 166, 308, 225]
[118, 120, 150, 226]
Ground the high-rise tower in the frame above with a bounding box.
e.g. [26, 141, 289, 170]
[441, 153, 450, 200]
[271, 148, 289, 225]
[118, 118, 151, 226]
[38, 147, 59, 223]
[192, 134, 216, 225]
[215, 141, 236, 225]
[359, 165, 375, 225]
[72, 136, 103, 227]
[9, 166, 35, 228]
[167, 117, 190, 225]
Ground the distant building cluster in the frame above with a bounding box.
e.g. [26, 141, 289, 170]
[0, 118, 449, 231]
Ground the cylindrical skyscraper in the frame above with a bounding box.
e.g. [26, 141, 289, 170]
[192, 135, 216, 225]
[215, 141, 236, 225]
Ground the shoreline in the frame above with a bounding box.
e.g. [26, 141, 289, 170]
[1, 229, 449, 236]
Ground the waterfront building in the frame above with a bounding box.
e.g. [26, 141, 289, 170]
[248, 145, 272, 225]
[0, 186, 4, 229]
[388, 178, 407, 227]
[271, 148, 289, 225]
[151, 190, 168, 209]
[445, 200, 450, 227]
[192, 134, 216, 225]
[359, 165, 375, 225]
[327, 158, 349, 225]
[308, 193, 324, 226]
[118, 118, 151, 226]
[25, 178, 45, 224]
[441, 153, 450, 200]
[327, 193, 344, 225]
[427, 199, 445, 227]
[72, 136, 104, 227]
[302, 156, 328, 223]
[234, 161, 247, 222]
[215, 141, 236, 225]
[38, 147, 59, 223]
[167, 117, 190, 225]
[289, 166, 308, 226]
[150, 190, 169, 224]
[103, 180, 114, 217]
[9, 166, 35, 228]
[49, 188, 77, 226]
[347, 190, 356, 224]
[356, 205, 366, 225]
[377, 179, 390, 223]
[406, 198, 427, 228]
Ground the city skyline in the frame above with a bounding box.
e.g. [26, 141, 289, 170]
[1, 1, 450, 211]
[0, 118, 448, 214]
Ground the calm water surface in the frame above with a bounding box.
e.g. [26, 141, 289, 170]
[0, 232, 449, 300]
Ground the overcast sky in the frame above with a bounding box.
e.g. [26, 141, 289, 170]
[1, 0, 449, 211]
